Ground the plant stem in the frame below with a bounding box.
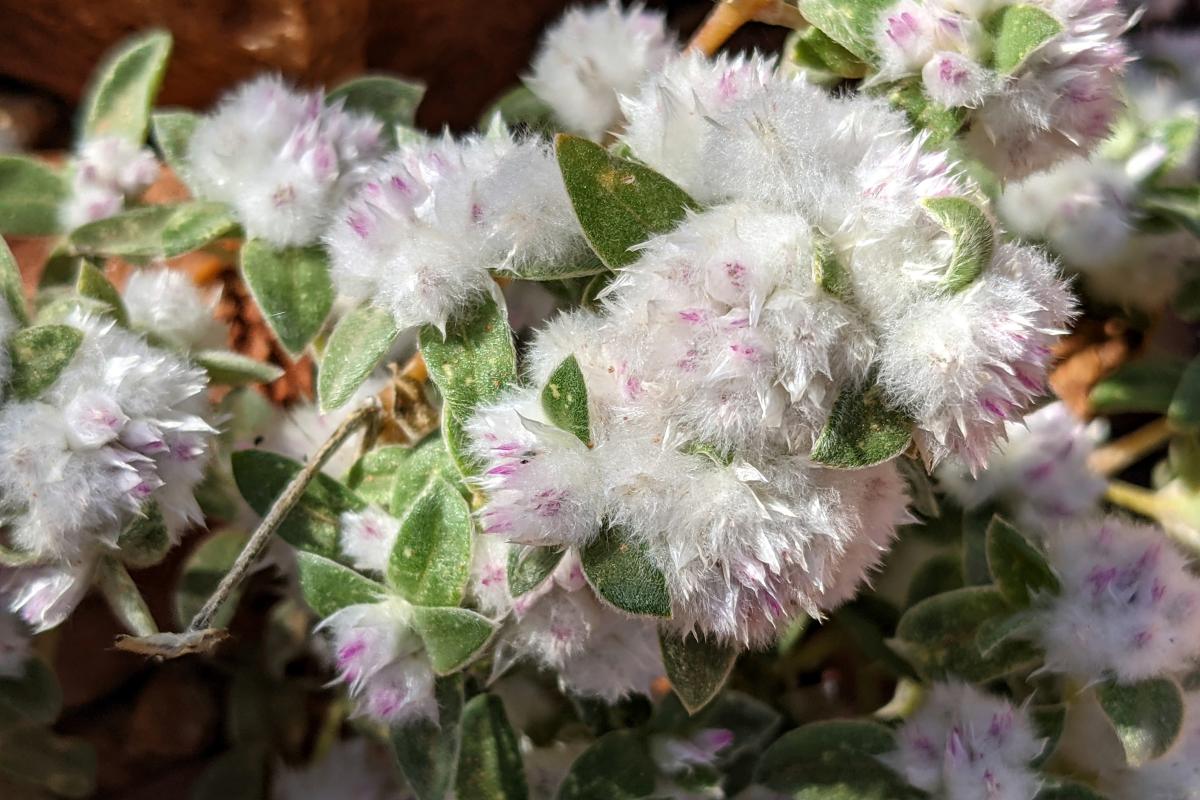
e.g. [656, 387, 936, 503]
[187, 398, 381, 632]
[1104, 480, 1161, 519]
[1088, 417, 1172, 477]
[96, 556, 159, 637]
[688, 0, 808, 56]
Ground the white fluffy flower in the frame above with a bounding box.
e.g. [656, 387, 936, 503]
[0, 311, 215, 563]
[2, 561, 96, 633]
[885, 683, 1044, 800]
[325, 131, 586, 332]
[321, 598, 438, 726]
[122, 267, 228, 352]
[1104, 690, 1200, 800]
[526, 1, 676, 140]
[271, 737, 410, 800]
[0, 610, 31, 678]
[339, 506, 400, 575]
[188, 76, 384, 247]
[60, 135, 159, 229]
[1037, 516, 1200, 683]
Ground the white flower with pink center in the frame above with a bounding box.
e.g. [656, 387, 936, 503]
[122, 267, 228, 352]
[339, 506, 401, 574]
[60, 134, 159, 229]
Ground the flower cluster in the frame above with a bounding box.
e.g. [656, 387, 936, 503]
[188, 76, 385, 247]
[873, 0, 1129, 178]
[59, 135, 159, 229]
[525, 0, 676, 140]
[885, 682, 1044, 800]
[122, 266, 228, 352]
[1036, 515, 1200, 683]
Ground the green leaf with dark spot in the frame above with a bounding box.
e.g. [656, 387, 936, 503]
[0, 658, 61, 730]
[241, 238, 334, 356]
[194, 350, 284, 387]
[70, 201, 239, 259]
[0, 155, 66, 236]
[1168, 355, 1200, 433]
[795, 0, 896, 62]
[660, 630, 738, 714]
[557, 730, 657, 800]
[232, 449, 366, 560]
[80, 29, 172, 142]
[151, 109, 199, 181]
[0, 238, 28, 325]
[1096, 677, 1185, 767]
[388, 476, 473, 607]
[75, 261, 128, 326]
[456, 694, 529, 800]
[987, 5, 1063, 74]
[319, 304, 399, 412]
[116, 502, 170, 568]
[921, 196, 994, 293]
[1089, 358, 1186, 415]
[507, 545, 565, 598]
[411, 606, 497, 675]
[580, 526, 671, 618]
[7, 325, 83, 400]
[327, 75, 425, 148]
[295, 551, 385, 618]
[555, 134, 698, 269]
[391, 675, 463, 800]
[986, 515, 1060, 607]
[174, 528, 248, 628]
[811, 372, 913, 469]
[811, 228, 853, 301]
[541, 354, 591, 444]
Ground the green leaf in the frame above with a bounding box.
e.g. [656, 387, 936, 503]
[896, 456, 939, 519]
[892, 586, 1039, 681]
[906, 553, 964, 608]
[481, 86, 557, 136]
[1035, 781, 1112, 800]
[420, 297, 516, 418]
[75, 261, 128, 326]
[811, 228, 854, 302]
[0, 658, 61, 730]
[70, 201, 239, 259]
[1031, 704, 1067, 768]
[1089, 358, 1186, 415]
[1096, 677, 1185, 767]
[232, 449, 366, 560]
[787, 26, 869, 79]
[985, 515, 1060, 607]
[390, 439, 460, 515]
[456, 694, 529, 800]
[0, 238, 29, 325]
[240, 239, 334, 356]
[498, 249, 609, 282]
[81, 30, 172, 142]
[116, 502, 171, 568]
[95, 555, 159, 636]
[327, 75, 425, 147]
[0, 155, 66, 236]
[888, 81, 968, 145]
[1168, 355, 1200, 433]
[987, 5, 1063, 74]
[557, 730, 657, 800]
[194, 350, 284, 387]
[0, 728, 96, 799]
[541, 354, 591, 444]
[388, 476, 473, 607]
[962, 506, 995, 586]
[392, 675, 464, 800]
[507, 545, 565, 597]
[151, 109, 199, 179]
[295, 551, 385, 618]
[921, 196, 994, 293]
[318, 304, 399, 412]
[660, 630, 738, 714]
[810, 372, 913, 469]
[756, 719, 896, 773]
[174, 528, 247, 628]
[975, 609, 1037, 656]
[795, 0, 895, 62]
[580, 526, 671, 618]
[412, 606, 497, 675]
[554, 133, 698, 269]
[7, 324, 83, 400]
[1139, 186, 1200, 237]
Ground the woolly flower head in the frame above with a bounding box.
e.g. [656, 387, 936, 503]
[526, 1, 676, 140]
[271, 737, 409, 800]
[339, 505, 400, 575]
[1037, 515, 1200, 683]
[1104, 690, 1200, 800]
[326, 130, 586, 332]
[321, 598, 438, 726]
[0, 610, 31, 679]
[188, 76, 384, 247]
[938, 402, 1105, 530]
[0, 311, 215, 563]
[885, 683, 1044, 800]
[122, 267, 228, 352]
[60, 135, 159, 230]
[2, 561, 94, 633]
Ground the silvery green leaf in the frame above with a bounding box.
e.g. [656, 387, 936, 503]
[7, 324, 83, 400]
[456, 694, 529, 800]
[391, 676, 463, 800]
[240, 238, 334, 356]
[986, 4, 1063, 74]
[75, 261, 128, 326]
[70, 201, 239, 259]
[151, 109, 199, 185]
[1089, 358, 1186, 415]
[659, 630, 738, 714]
[0, 155, 66, 236]
[327, 75, 425, 148]
[507, 545, 565, 598]
[1096, 677, 1185, 767]
[80, 29, 172, 142]
[295, 552, 386, 618]
[0, 237, 29, 324]
[580, 526, 671, 618]
[318, 304, 399, 412]
[194, 350, 285, 387]
[541, 354, 591, 444]
[794, 0, 895, 62]
[388, 476, 473, 607]
[810, 372, 913, 469]
[985, 514, 1060, 607]
[557, 730, 657, 800]
[410, 606, 497, 675]
[921, 196, 994, 293]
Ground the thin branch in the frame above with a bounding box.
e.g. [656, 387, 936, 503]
[1088, 417, 1173, 477]
[688, 0, 808, 56]
[187, 398, 381, 632]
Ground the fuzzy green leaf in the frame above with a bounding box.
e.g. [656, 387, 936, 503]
[1168, 355, 1200, 433]
[295, 551, 385, 618]
[194, 350, 284, 387]
[1089, 358, 1186, 415]
[151, 109, 199, 183]
[896, 456, 939, 518]
[0, 238, 29, 325]
[232, 449, 366, 560]
[541, 354, 591, 444]
[96, 555, 159, 636]
[795, 0, 896, 62]
[0, 727, 96, 799]
[660, 630, 738, 714]
[70, 201, 239, 259]
[327, 75, 425, 148]
[116, 502, 171, 568]
[80, 30, 172, 142]
[810, 373, 913, 469]
[411, 606, 497, 675]
[986, 515, 1060, 607]
[420, 297, 516, 418]
[1139, 186, 1200, 237]
[456, 694, 529, 800]
[921, 196, 994, 293]
[7, 324, 83, 400]
[344, 437, 456, 512]
[580, 526, 671, 618]
[557, 730, 657, 800]
[75, 261, 129, 326]
[755, 720, 922, 799]
[388, 476, 473, 607]
[173, 528, 248, 628]
[391, 675, 464, 800]
[889, 82, 968, 145]
[787, 26, 870, 78]
[507, 545, 565, 598]
[1097, 678, 1185, 767]
[240, 238, 334, 356]
[811, 228, 854, 302]
[555, 133, 697, 269]
[318, 304, 399, 411]
[987, 5, 1063, 74]
[906, 553, 965, 608]
[498, 249, 609, 282]
[1031, 704, 1067, 768]
[0, 155, 67, 236]
[975, 609, 1038, 656]
[481, 85, 557, 136]
[0, 658, 61, 730]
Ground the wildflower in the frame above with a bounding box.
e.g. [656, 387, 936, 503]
[60, 135, 159, 229]
[339, 506, 401, 575]
[122, 267, 228, 352]
[2, 561, 96, 633]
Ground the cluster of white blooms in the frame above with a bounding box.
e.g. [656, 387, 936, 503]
[271, 737, 410, 800]
[326, 129, 589, 333]
[0, 609, 31, 678]
[525, 1, 676, 140]
[1036, 515, 1200, 683]
[122, 267, 227, 352]
[188, 76, 385, 247]
[1103, 690, 1200, 800]
[872, 0, 1129, 178]
[60, 135, 159, 229]
[938, 402, 1106, 530]
[884, 683, 1044, 800]
[0, 311, 215, 595]
[339, 505, 400, 575]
